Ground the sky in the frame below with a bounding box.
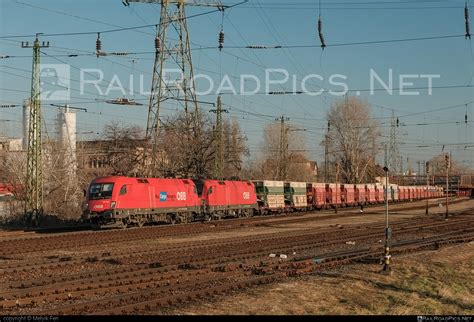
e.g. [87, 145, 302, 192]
[0, 0, 473, 172]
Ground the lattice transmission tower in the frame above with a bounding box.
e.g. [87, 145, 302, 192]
[210, 95, 228, 180]
[388, 110, 400, 175]
[21, 34, 49, 225]
[124, 0, 226, 176]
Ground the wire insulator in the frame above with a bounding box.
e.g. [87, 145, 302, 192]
[155, 36, 160, 52]
[96, 33, 102, 56]
[465, 113, 468, 124]
[219, 31, 224, 51]
[318, 17, 326, 49]
[466, 4, 471, 39]
[396, 117, 399, 127]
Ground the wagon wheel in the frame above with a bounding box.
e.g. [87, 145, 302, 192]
[244, 209, 253, 218]
[137, 217, 145, 228]
[177, 213, 188, 224]
[119, 220, 128, 229]
[183, 213, 193, 224]
[168, 215, 177, 225]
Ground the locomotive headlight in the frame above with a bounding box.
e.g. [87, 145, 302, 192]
[110, 201, 116, 209]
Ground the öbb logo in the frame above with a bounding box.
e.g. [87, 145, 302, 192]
[159, 192, 167, 202]
[176, 192, 187, 201]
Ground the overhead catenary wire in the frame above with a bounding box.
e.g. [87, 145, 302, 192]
[253, 0, 328, 118]
[228, 34, 465, 49]
[209, 84, 474, 95]
[237, 5, 474, 11]
[1, 42, 210, 113]
[206, 13, 322, 124]
[2, 2, 473, 164]
[0, 1, 248, 40]
[1, 34, 468, 60]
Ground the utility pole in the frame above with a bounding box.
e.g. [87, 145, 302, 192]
[210, 95, 228, 180]
[388, 110, 400, 175]
[425, 161, 430, 215]
[126, 0, 227, 176]
[382, 143, 391, 273]
[399, 155, 404, 185]
[276, 115, 289, 181]
[445, 153, 450, 219]
[324, 121, 330, 182]
[407, 156, 411, 176]
[335, 162, 339, 214]
[22, 34, 49, 226]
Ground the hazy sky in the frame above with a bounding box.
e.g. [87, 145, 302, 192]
[1, 0, 473, 171]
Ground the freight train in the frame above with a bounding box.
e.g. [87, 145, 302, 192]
[82, 176, 445, 228]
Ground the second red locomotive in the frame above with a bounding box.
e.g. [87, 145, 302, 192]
[84, 176, 258, 227]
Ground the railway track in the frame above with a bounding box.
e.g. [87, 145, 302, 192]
[1, 212, 469, 275]
[1, 206, 472, 315]
[1, 205, 470, 276]
[42, 231, 474, 314]
[0, 197, 467, 255]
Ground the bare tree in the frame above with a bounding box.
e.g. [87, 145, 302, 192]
[158, 111, 214, 178]
[157, 112, 249, 179]
[428, 153, 472, 176]
[42, 139, 83, 220]
[222, 118, 249, 179]
[323, 97, 380, 184]
[101, 121, 144, 176]
[0, 151, 27, 221]
[255, 122, 315, 181]
[0, 151, 26, 192]
[1, 140, 85, 221]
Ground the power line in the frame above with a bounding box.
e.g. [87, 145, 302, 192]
[219, 15, 327, 123]
[0, 1, 247, 39]
[238, 5, 473, 11]
[241, 1, 467, 4]
[212, 84, 474, 95]
[10, 0, 155, 37]
[224, 34, 465, 49]
[3, 33, 464, 53]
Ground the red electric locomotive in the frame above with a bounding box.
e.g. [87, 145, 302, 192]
[84, 176, 201, 227]
[84, 176, 258, 227]
[199, 180, 258, 220]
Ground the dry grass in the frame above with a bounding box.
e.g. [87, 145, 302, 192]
[169, 242, 474, 315]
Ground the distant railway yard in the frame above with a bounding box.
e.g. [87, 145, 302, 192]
[1, 197, 473, 315]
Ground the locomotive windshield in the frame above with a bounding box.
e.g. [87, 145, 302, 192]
[88, 183, 114, 200]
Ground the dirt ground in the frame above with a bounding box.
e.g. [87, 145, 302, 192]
[1, 199, 472, 315]
[170, 242, 474, 315]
